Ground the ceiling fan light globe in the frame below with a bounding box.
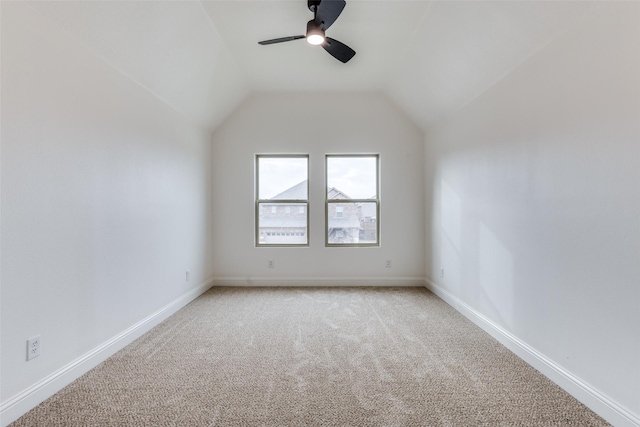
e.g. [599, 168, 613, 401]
[306, 19, 325, 45]
[307, 34, 325, 45]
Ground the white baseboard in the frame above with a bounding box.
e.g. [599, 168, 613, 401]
[212, 276, 427, 287]
[4, 278, 635, 427]
[0, 279, 214, 427]
[424, 279, 640, 427]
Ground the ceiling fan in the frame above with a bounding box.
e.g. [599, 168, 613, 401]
[257, 0, 356, 64]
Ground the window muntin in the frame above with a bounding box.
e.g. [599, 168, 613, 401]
[256, 155, 309, 246]
[326, 155, 379, 247]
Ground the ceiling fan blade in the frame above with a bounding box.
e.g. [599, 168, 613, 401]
[314, 0, 346, 30]
[322, 37, 355, 63]
[258, 35, 305, 45]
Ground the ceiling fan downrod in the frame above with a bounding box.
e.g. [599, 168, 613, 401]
[308, 0, 321, 14]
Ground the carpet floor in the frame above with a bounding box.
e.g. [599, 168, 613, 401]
[11, 287, 609, 426]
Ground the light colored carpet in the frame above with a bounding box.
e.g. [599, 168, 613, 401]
[11, 287, 609, 426]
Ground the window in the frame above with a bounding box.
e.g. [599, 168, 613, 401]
[326, 154, 379, 246]
[256, 155, 309, 246]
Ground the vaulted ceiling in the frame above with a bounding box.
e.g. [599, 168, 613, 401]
[26, 0, 601, 133]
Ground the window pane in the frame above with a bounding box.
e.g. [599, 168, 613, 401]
[326, 155, 379, 246]
[258, 203, 308, 245]
[327, 201, 377, 245]
[258, 157, 308, 200]
[357, 202, 378, 244]
[256, 155, 308, 247]
[327, 156, 377, 199]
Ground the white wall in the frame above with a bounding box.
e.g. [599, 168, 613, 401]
[211, 92, 425, 285]
[0, 3, 214, 423]
[424, 3, 640, 425]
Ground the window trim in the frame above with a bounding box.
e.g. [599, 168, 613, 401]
[325, 154, 380, 247]
[255, 154, 310, 247]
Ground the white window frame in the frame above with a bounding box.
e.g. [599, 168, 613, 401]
[255, 154, 309, 247]
[325, 154, 380, 247]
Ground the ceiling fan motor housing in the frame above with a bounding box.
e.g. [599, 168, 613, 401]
[306, 19, 325, 39]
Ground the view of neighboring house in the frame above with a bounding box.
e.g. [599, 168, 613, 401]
[358, 202, 377, 242]
[326, 187, 362, 244]
[258, 180, 308, 244]
[258, 180, 377, 245]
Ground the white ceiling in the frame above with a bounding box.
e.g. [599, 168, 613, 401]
[26, 0, 601, 133]
[201, 0, 431, 92]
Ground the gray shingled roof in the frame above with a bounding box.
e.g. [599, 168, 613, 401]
[271, 180, 359, 201]
[271, 180, 307, 200]
[328, 187, 351, 199]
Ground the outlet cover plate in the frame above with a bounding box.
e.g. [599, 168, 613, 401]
[27, 335, 41, 361]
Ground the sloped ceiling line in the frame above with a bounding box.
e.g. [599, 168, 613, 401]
[25, 0, 250, 134]
[21, 0, 605, 134]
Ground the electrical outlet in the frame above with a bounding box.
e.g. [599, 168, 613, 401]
[385, 260, 392, 268]
[185, 270, 190, 282]
[440, 268, 445, 279]
[268, 260, 274, 269]
[27, 335, 40, 361]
